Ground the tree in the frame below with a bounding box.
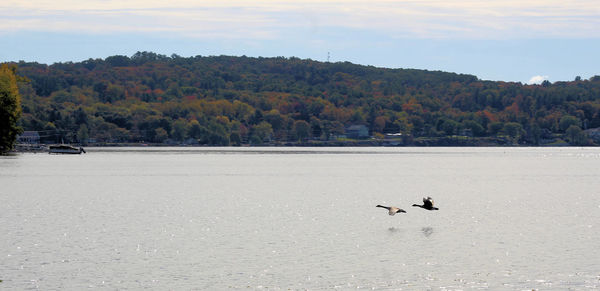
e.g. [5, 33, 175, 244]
[206, 120, 229, 145]
[373, 116, 387, 133]
[105, 55, 131, 67]
[559, 115, 581, 132]
[502, 122, 524, 142]
[154, 127, 169, 143]
[188, 120, 206, 140]
[565, 125, 587, 145]
[321, 120, 345, 140]
[249, 134, 263, 145]
[13, 53, 600, 147]
[438, 118, 459, 136]
[462, 120, 485, 137]
[292, 120, 311, 141]
[310, 116, 322, 139]
[251, 121, 273, 143]
[0, 65, 22, 153]
[171, 118, 188, 141]
[528, 123, 542, 145]
[488, 122, 504, 136]
[229, 131, 242, 146]
[77, 124, 89, 145]
[264, 109, 284, 131]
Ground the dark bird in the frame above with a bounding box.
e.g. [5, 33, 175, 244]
[412, 197, 439, 210]
[376, 205, 406, 216]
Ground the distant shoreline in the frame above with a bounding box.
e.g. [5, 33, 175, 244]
[13, 136, 582, 153]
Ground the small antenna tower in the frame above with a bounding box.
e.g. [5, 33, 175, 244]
[327, 52, 330, 63]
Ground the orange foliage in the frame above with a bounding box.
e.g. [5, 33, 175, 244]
[402, 99, 423, 115]
[482, 110, 498, 122]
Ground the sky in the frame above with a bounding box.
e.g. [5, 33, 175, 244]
[1, 0, 599, 84]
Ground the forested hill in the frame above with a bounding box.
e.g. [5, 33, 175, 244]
[10, 52, 600, 145]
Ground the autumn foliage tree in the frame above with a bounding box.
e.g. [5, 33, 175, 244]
[0, 65, 22, 153]
[7, 52, 600, 146]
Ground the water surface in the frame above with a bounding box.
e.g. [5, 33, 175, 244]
[1, 147, 599, 289]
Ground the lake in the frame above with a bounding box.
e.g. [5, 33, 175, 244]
[1, 147, 599, 290]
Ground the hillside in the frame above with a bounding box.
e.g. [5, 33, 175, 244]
[10, 52, 600, 146]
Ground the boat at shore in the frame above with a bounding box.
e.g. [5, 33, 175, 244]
[48, 144, 86, 154]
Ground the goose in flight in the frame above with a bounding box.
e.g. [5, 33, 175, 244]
[376, 205, 406, 216]
[412, 197, 439, 210]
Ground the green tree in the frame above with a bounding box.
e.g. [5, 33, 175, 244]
[249, 134, 263, 145]
[528, 123, 542, 145]
[321, 120, 345, 140]
[462, 120, 485, 137]
[264, 109, 284, 131]
[0, 65, 22, 153]
[559, 115, 581, 132]
[565, 125, 587, 145]
[292, 120, 311, 141]
[438, 118, 459, 136]
[206, 120, 229, 145]
[77, 124, 89, 145]
[487, 122, 504, 136]
[329, 121, 345, 137]
[502, 122, 524, 142]
[154, 127, 169, 143]
[229, 131, 242, 146]
[171, 118, 188, 141]
[251, 121, 273, 143]
[188, 120, 206, 140]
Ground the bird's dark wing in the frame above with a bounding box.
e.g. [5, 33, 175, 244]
[424, 198, 433, 208]
[428, 197, 434, 206]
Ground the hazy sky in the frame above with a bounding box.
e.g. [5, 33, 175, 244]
[1, 0, 599, 83]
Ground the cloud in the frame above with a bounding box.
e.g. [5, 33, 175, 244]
[1, 0, 599, 39]
[528, 75, 549, 84]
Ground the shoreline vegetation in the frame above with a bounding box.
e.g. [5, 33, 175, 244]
[6, 52, 600, 148]
[15, 135, 574, 152]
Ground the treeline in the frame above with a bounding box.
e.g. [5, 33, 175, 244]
[0, 64, 22, 153]
[9, 51, 600, 145]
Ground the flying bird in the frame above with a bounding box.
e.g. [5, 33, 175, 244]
[412, 197, 439, 210]
[376, 205, 406, 216]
